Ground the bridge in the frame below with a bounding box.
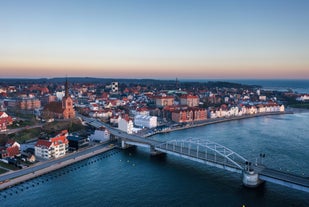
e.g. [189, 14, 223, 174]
[82, 116, 309, 193]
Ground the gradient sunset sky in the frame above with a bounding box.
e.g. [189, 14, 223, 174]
[1, 0, 309, 79]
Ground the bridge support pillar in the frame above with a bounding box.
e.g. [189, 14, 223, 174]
[121, 140, 132, 149]
[242, 170, 263, 188]
[150, 146, 164, 156]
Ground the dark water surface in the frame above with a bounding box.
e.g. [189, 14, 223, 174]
[1, 113, 309, 207]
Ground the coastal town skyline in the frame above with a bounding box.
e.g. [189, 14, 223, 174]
[1, 0, 309, 79]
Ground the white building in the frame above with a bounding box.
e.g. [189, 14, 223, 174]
[89, 129, 110, 142]
[35, 130, 69, 159]
[296, 95, 309, 102]
[118, 117, 133, 134]
[134, 115, 157, 129]
[111, 82, 118, 93]
[55, 91, 65, 101]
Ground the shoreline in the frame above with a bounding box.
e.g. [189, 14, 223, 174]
[145, 111, 293, 137]
[0, 110, 305, 191]
[0, 144, 114, 191]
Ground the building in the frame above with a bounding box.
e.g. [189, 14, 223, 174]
[19, 98, 41, 110]
[111, 82, 118, 93]
[0, 140, 20, 159]
[89, 128, 110, 142]
[35, 130, 69, 159]
[172, 109, 193, 123]
[67, 136, 89, 150]
[172, 108, 207, 123]
[134, 115, 157, 128]
[118, 116, 133, 134]
[41, 94, 57, 105]
[180, 94, 199, 107]
[155, 95, 174, 107]
[42, 79, 75, 119]
[0, 112, 13, 131]
[62, 79, 75, 119]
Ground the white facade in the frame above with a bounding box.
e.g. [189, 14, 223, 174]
[35, 145, 52, 159]
[134, 115, 157, 128]
[55, 91, 65, 101]
[89, 129, 110, 142]
[297, 95, 309, 102]
[118, 118, 133, 134]
[111, 82, 118, 93]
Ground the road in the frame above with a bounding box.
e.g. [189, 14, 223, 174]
[0, 143, 111, 183]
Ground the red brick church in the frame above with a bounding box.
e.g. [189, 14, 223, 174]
[42, 79, 75, 119]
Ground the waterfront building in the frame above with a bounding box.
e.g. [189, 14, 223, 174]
[89, 128, 110, 142]
[67, 136, 89, 150]
[193, 108, 207, 121]
[118, 116, 133, 134]
[134, 115, 157, 128]
[35, 130, 69, 159]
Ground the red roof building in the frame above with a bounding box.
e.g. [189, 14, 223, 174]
[0, 140, 20, 159]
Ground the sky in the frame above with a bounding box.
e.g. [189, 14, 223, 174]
[0, 0, 309, 79]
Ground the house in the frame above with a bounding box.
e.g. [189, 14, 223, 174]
[0, 112, 13, 131]
[0, 140, 20, 159]
[35, 130, 69, 159]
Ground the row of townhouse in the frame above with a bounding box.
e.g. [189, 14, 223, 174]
[209, 104, 285, 119]
[171, 108, 207, 123]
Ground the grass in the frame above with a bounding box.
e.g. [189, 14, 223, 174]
[0, 168, 8, 174]
[289, 103, 309, 109]
[0, 162, 19, 171]
[1, 119, 85, 144]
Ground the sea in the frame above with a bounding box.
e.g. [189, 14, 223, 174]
[1, 80, 309, 207]
[183, 79, 309, 94]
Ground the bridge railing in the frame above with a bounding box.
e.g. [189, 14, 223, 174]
[156, 138, 248, 170]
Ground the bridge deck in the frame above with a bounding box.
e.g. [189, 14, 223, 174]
[254, 166, 309, 189]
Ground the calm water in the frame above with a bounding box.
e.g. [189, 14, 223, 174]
[1, 112, 309, 207]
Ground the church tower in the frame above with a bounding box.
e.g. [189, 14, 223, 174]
[62, 78, 75, 119]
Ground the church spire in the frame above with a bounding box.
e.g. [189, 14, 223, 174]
[65, 77, 69, 98]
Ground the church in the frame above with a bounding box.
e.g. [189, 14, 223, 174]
[42, 79, 75, 119]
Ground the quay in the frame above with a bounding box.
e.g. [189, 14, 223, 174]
[0, 143, 114, 191]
